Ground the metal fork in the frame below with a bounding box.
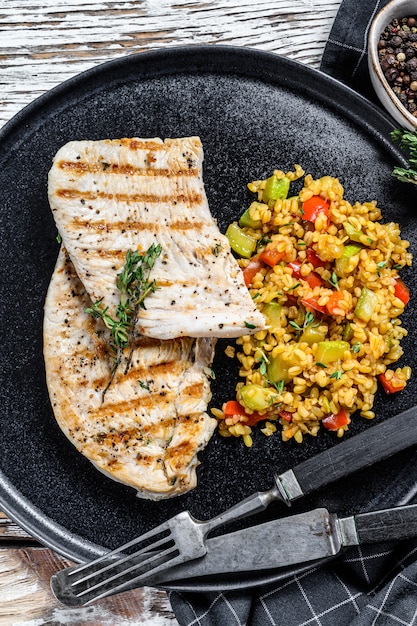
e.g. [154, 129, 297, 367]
[51, 403, 417, 606]
[51, 480, 285, 606]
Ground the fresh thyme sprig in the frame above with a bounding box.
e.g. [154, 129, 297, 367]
[86, 243, 162, 398]
[289, 311, 317, 338]
[391, 128, 417, 184]
[327, 271, 339, 290]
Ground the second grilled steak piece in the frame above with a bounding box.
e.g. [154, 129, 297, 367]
[43, 248, 218, 499]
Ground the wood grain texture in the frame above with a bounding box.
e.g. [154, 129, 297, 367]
[0, 513, 35, 541]
[0, 549, 177, 626]
[0, 0, 341, 128]
[0, 0, 342, 623]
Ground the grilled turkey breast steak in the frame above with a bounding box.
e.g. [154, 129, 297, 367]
[47, 136, 265, 340]
[43, 248, 217, 499]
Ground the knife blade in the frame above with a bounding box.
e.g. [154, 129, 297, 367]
[154, 502, 417, 586]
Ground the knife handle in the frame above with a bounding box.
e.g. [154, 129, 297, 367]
[281, 405, 417, 501]
[353, 504, 417, 544]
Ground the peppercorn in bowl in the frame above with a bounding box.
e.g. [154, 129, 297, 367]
[368, 0, 417, 130]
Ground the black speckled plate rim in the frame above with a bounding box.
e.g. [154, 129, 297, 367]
[1, 45, 417, 592]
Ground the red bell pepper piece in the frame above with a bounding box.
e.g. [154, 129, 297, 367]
[322, 409, 349, 431]
[302, 196, 330, 228]
[242, 255, 264, 286]
[222, 400, 264, 425]
[259, 245, 285, 267]
[279, 410, 293, 423]
[378, 373, 406, 394]
[305, 272, 324, 288]
[306, 248, 327, 268]
[301, 297, 327, 315]
[393, 278, 410, 305]
[326, 291, 347, 316]
[223, 400, 246, 416]
[245, 412, 267, 426]
[287, 261, 323, 288]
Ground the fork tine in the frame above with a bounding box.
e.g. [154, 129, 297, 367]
[71, 531, 174, 589]
[51, 511, 203, 606]
[82, 548, 184, 604]
[67, 519, 171, 580]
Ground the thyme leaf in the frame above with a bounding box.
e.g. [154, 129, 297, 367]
[270, 379, 285, 394]
[289, 311, 316, 336]
[377, 260, 387, 276]
[330, 369, 343, 380]
[327, 271, 339, 290]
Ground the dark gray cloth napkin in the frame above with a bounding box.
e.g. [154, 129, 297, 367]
[168, 1, 417, 623]
[320, 0, 390, 102]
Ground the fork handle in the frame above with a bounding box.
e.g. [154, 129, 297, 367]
[204, 405, 417, 535]
[288, 405, 417, 499]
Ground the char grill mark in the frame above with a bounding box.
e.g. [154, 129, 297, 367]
[58, 160, 198, 178]
[56, 189, 203, 206]
[68, 218, 206, 232]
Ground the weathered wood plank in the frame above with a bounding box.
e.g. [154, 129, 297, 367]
[0, 0, 340, 127]
[0, 548, 178, 625]
[0, 514, 36, 541]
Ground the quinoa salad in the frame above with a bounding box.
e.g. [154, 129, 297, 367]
[213, 166, 412, 446]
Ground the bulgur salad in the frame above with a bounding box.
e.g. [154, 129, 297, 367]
[213, 165, 412, 446]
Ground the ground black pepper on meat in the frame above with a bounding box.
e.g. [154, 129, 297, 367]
[378, 16, 417, 117]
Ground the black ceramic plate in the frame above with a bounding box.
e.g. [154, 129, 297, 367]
[1, 45, 417, 592]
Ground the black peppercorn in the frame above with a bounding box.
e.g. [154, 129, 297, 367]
[407, 57, 417, 72]
[386, 67, 400, 81]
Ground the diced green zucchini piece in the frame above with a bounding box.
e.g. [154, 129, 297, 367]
[300, 325, 327, 345]
[342, 322, 354, 342]
[226, 222, 257, 258]
[262, 301, 282, 332]
[239, 207, 262, 229]
[266, 351, 300, 383]
[239, 384, 277, 411]
[262, 175, 290, 205]
[316, 340, 350, 364]
[238, 202, 264, 229]
[354, 287, 377, 322]
[334, 244, 362, 277]
[344, 221, 373, 246]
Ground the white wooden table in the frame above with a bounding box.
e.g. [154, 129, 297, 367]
[0, 1, 341, 623]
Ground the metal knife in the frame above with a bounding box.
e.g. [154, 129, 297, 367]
[155, 503, 417, 587]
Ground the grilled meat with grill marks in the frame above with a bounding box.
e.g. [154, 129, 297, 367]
[47, 136, 265, 340]
[43, 248, 217, 499]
